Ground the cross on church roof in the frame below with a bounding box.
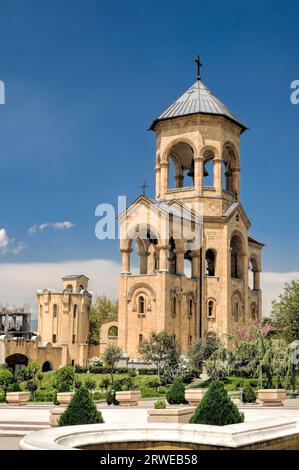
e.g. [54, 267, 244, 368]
[141, 181, 148, 196]
[195, 55, 202, 81]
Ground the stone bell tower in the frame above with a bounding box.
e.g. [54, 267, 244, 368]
[118, 57, 263, 360]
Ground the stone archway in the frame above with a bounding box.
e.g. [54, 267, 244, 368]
[5, 353, 28, 371]
[42, 361, 53, 372]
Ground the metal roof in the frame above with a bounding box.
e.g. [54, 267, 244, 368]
[150, 80, 247, 132]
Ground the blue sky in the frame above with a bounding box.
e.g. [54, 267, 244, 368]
[0, 0, 299, 277]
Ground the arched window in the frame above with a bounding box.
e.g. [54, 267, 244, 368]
[139, 333, 143, 344]
[205, 249, 216, 276]
[203, 150, 215, 188]
[167, 142, 194, 189]
[138, 296, 145, 315]
[222, 145, 238, 195]
[79, 284, 84, 292]
[168, 237, 177, 274]
[53, 304, 58, 318]
[171, 296, 177, 316]
[207, 299, 216, 318]
[108, 326, 118, 338]
[66, 284, 73, 293]
[230, 235, 244, 279]
[188, 334, 193, 347]
[188, 299, 193, 318]
[248, 258, 260, 290]
[184, 253, 192, 278]
[73, 304, 77, 319]
[232, 293, 244, 322]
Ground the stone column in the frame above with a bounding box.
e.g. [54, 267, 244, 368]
[159, 162, 168, 198]
[191, 251, 201, 278]
[155, 165, 160, 199]
[214, 158, 222, 195]
[254, 271, 260, 290]
[174, 249, 185, 275]
[159, 244, 169, 272]
[233, 167, 241, 201]
[139, 252, 148, 275]
[194, 156, 203, 194]
[120, 249, 132, 274]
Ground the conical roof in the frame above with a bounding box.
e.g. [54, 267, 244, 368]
[150, 79, 247, 132]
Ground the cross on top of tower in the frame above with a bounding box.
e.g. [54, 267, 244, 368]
[195, 55, 202, 81]
[141, 181, 148, 196]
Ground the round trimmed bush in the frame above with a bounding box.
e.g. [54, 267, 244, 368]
[242, 384, 256, 404]
[166, 378, 186, 405]
[58, 387, 104, 426]
[154, 400, 166, 409]
[190, 380, 244, 426]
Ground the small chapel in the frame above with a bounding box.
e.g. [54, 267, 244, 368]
[115, 57, 264, 359]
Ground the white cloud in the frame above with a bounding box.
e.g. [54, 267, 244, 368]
[261, 271, 299, 317]
[0, 258, 119, 315]
[0, 228, 25, 255]
[28, 221, 75, 235]
[0, 228, 9, 251]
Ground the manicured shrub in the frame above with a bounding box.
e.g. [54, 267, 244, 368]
[242, 384, 256, 404]
[85, 378, 96, 393]
[166, 378, 186, 405]
[58, 387, 104, 426]
[75, 380, 82, 389]
[54, 366, 75, 391]
[6, 382, 21, 392]
[56, 382, 71, 393]
[25, 380, 38, 399]
[190, 380, 244, 426]
[154, 400, 166, 409]
[99, 378, 110, 392]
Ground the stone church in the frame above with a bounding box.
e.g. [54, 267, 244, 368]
[115, 59, 263, 359]
[0, 60, 263, 370]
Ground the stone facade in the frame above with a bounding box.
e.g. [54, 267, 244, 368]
[116, 78, 263, 360]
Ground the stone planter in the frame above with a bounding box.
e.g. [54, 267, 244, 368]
[57, 392, 75, 406]
[49, 407, 66, 427]
[257, 389, 286, 406]
[185, 388, 207, 406]
[148, 406, 196, 424]
[6, 391, 30, 406]
[115, 390, 141, 406]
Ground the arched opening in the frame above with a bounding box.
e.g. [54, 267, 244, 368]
[79, 284, 84, 292]
[139, 333, 143, 344]
[167, 142, 195, 189]
[53, 304, 58, 317]
[171, 296, 177, 316]
[207, 299, 216, 318]
[222, 145, 238, 195]
[205, 249, 216, 276]
[203, 150, 215, 188]
[66, 284, 73, 292]
[168, 237, 177, 274]
[138, 296, 145, 315]
[230, 235, 244, 279]
[232, 293, 244, 322]
[108, 326, 118, 338]
[128, 227, 159, 275]
[184, 254, 192, 278]
[248, 257, 260, 290]
[42, 361, 53, 372]
[5, 353, 28, 372]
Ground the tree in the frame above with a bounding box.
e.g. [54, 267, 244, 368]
[58, 387, 104, 426]
[138, 331, 179, 380]
[205, 346, 235, 380]
[54, 365, 75, 392]
[89, 295, 118, 345]
[25, 380, 38, 399]
[188, 335, 219, 371]
[85, 378, 96, 394]
[101, 344, 123, 385]
[190, 380, 244, 426]
[271, 280, 299, 343]
[0, 368, 14, 396]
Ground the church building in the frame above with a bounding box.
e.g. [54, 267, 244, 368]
[116, 58, 263, 360]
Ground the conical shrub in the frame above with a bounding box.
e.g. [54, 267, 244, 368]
[58, 387, 104, 427]
[190, 380, 244, 426]
[166, 378, 186, 404]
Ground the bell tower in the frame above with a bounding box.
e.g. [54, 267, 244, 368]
[117, 57, 263, 360]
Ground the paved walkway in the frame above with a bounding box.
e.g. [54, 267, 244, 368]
[1, 399, 299, 449]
